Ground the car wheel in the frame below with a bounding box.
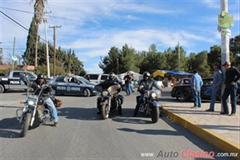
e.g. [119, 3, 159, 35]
[0, 84, 5, 93]
[237, 93, 240, 105]
[83, 88, 90, 97]
[175, 89, 189, 102]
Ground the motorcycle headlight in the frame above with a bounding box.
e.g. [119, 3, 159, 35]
[101, 90, 109, 96]
[28, 100, 35, 106]
[27, 97, 37, 106]
[150, 92, 157, 99]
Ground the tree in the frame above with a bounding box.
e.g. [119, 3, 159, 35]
[207, 45, 221, 70]
[120, 44, 138, 73]
[230, 35, 240, 69]
[23, 18, 38, 65]
[186, 52, 197, 72]
[138, 44, 166, 73]
[30, 0, 48, 68]
[194, 51, 211, 77]
[163, 45, 187, 71]
[99, 46, 120, 73]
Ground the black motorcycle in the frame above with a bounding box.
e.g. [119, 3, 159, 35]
[97, 84, 123, 119]
[16, 74, 61, 137]
[137, 86, 162, 123]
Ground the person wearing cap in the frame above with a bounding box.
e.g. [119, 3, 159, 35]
[204, 62, 223, 112]
[221, 61, 240, 116]
[22, 74, 59, 126]
[190, 69, 203, 108]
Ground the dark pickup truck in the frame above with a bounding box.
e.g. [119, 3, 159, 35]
[0, 70, 37, 93]
[171, 77, 240, 104]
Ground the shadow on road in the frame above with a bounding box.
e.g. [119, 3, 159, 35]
[0, 117, 21, 138]
[117, 127, 181, 136]
[57, 107, 102, 120]
[117, 115, 227, 159]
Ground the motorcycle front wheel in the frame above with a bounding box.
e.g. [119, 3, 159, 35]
[20, 112, 31, 137]
[151, 107, 159, 123]
[101, 101, 109, 119]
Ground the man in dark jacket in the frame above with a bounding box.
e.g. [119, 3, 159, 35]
[23, 74, 59, 127]
[133, 71, 160, 117]
[221, 61, 240, 116]
[95, 72, 122, 115]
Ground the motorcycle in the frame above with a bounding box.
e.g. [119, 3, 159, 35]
[97, 84, 124, 119]
[137, 86, 162, 123]
[16, 75, 61, 137]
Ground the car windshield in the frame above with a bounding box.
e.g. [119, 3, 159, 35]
[76, 76, 90, 84]
[117, 75, 122, 80]
[30, 72, 37, 78]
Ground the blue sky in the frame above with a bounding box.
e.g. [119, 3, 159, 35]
[0, 0, 239, 74]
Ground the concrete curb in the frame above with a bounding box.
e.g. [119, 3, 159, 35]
[162, 104, 240, 160]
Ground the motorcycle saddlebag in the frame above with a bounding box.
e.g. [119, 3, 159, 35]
[52, 98, 62, 108]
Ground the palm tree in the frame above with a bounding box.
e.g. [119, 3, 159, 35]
[30, 0, 47, 68]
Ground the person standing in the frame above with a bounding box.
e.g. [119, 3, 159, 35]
[204, 62, 223, 112]
[86, 74, 91, 82]
[190, 70, 203, 108]
[221, 61, 240, 116]
[130, 74, 135, 92]
[124, 72, 133, 96]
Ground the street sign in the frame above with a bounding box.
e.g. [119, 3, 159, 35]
[218, 11, 234, 28]
[11, 55, 18, 61]
[221, 29, 231, 36]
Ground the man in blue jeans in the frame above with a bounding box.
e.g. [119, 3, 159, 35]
[190, 70, 203, 108]
[204, 62, 223, 112]
[23, 74, 59, 127]
[221, 61, 240, 116]
[124, 72, 133, 96]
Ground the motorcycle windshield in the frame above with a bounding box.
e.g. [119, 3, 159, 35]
[107, 84, 120, 93]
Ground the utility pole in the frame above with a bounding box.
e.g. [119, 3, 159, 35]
[219, 0, 231, 112]
[178, 42, 180, 72]
[49, 25, 61, 77]
[68, 49, 71, 74]
[43, 16, 50, 78]
[117, 57, 119, 74]
[12, 37, 16, 70]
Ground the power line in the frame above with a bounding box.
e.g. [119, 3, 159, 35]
[0, 5, 220, 35]
[0, 10, 48, 42]
[0, 6, 34, 14]
[0, 10, 29, 31]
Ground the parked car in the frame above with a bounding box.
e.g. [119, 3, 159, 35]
[171, 77, 240, 103]
[87, 74, 108, 84]
[0, 70, 37, 93]
[48, 75, 98, 97]
[88, 73, 124, 91]
[178, 78, 191, 85]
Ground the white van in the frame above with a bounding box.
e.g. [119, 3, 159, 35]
[88, 73, 124, 90]
[88, 74, 108, 84]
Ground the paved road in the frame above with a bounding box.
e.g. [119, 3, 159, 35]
[0, 89, 232, 160]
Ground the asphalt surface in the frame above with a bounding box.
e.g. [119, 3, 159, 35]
[0, 89, 233, 160]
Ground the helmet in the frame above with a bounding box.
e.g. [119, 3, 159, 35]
[37, 74, 44, 79]
[108, 72, 115, 80]
[143, 71, 150, 77]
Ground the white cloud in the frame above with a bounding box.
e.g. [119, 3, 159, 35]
[85, 63, 103, 74]
[1, 0, 238, 72]
[202, 0, 219, 9]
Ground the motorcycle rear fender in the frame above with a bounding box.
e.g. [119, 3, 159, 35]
[151, 101, 160, 107]
[117, 95, 124, 104]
